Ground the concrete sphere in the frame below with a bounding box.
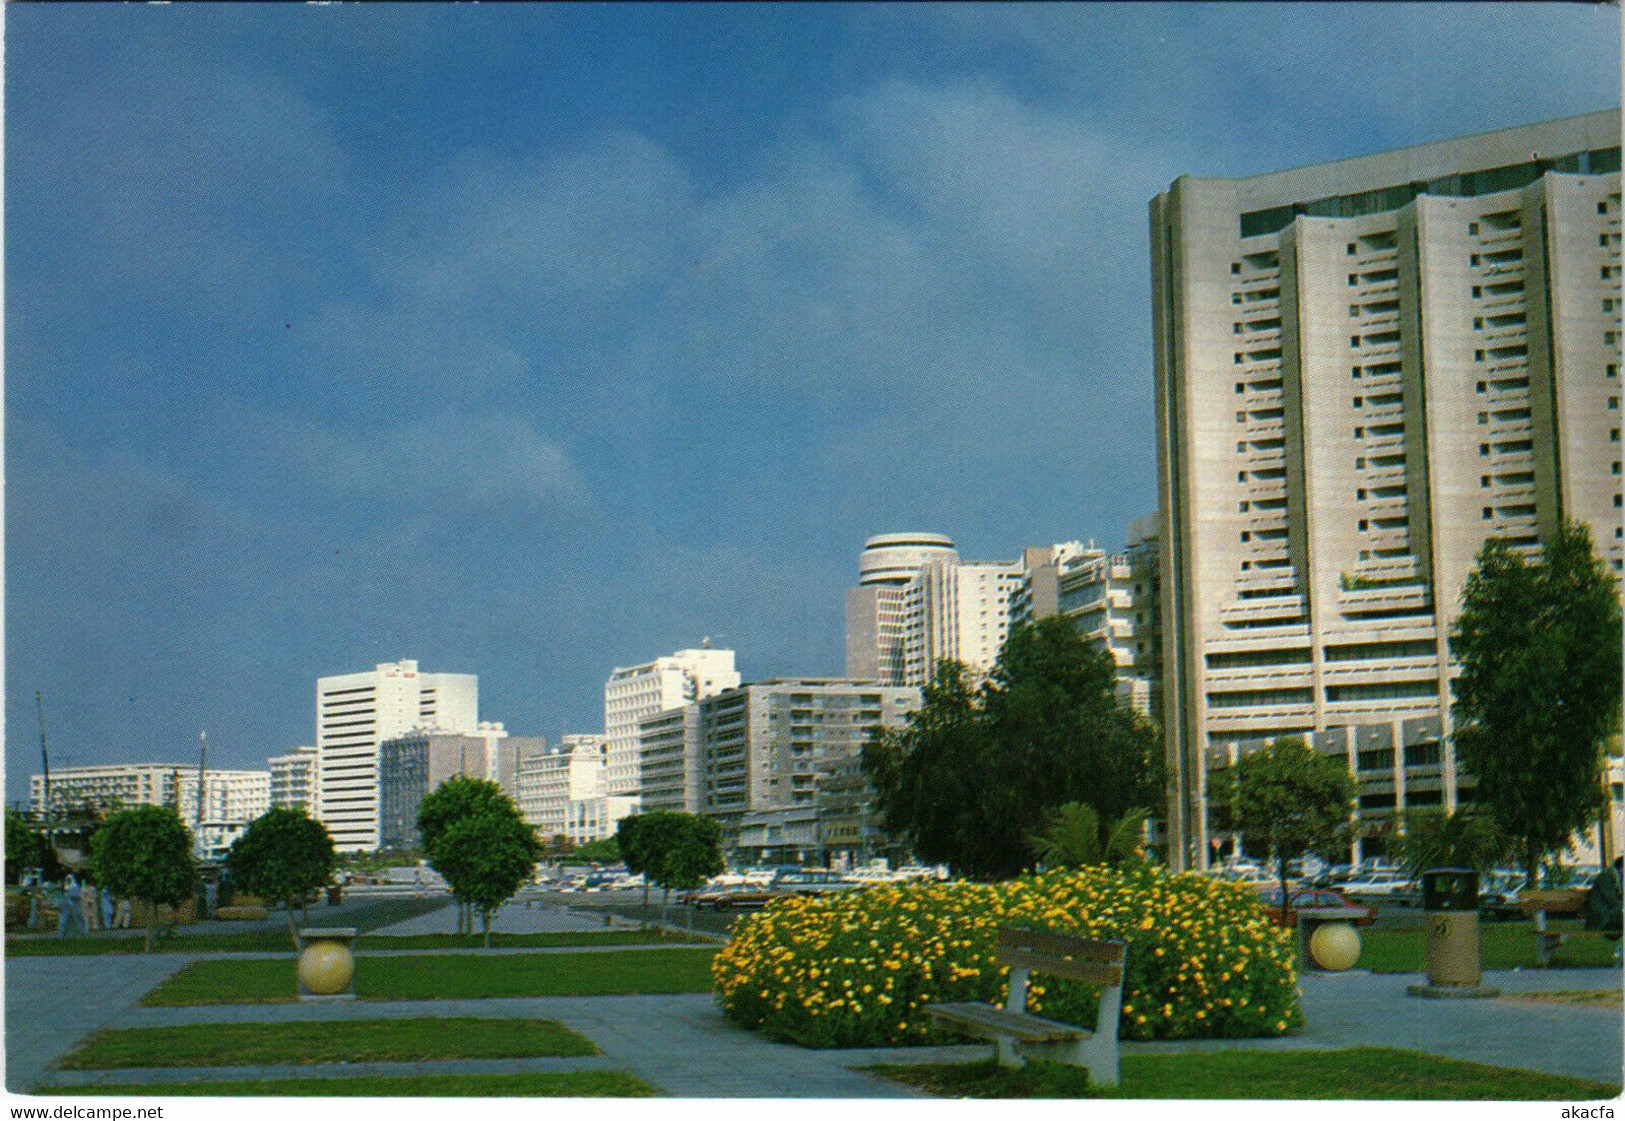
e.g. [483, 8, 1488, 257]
[298, 940, 355, 995]
[1309, 921, 1361, 971]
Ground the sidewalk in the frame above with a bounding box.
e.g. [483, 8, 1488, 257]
[9, 943, 1621, 1096]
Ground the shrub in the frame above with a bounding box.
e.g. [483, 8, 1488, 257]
[711, 865, 1301, 1048]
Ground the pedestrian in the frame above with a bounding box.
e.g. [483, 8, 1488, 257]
[80, 876, 100, 932]
[57, 876, 80, 938]
[99, 884, 114, 930]
[113, 895, 132, 929]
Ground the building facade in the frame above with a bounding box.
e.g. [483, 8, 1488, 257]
[694, 678, 921, 862]
[376, 725, 536, 850]
[268, 746, 318, 811]
[844, 533, 1030, 687]
[517, 734, 634, 845]
[602, 647, 739, 800]
[30, 763, 270, 861]
[315, 659, 478, 852]
[637, 704, 703, 814]
[1152, 110, 1622, 868]
[1054, 516, 1163, 718]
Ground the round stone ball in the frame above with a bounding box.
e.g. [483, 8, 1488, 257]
[1309, 921, 1361, 971]
[298, 940, 355, 994]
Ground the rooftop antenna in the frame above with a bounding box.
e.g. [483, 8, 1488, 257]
[196, 732, 208, 833]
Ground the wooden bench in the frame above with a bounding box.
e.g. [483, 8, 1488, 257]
[924, 928, 1128, 1087]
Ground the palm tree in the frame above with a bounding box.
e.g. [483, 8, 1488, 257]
[1031, 803, 1150, 869]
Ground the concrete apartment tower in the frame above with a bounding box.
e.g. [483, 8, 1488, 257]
[844, 533, 1026, 686]
[315, 659, 478, 852]
[1153, 109, 1621, 869]
[603, 646, 740, 801]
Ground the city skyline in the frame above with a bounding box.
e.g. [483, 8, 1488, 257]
[6, 5, 1618, 803]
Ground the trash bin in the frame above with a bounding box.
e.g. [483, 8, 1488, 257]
[1420, 868, 1480, 987]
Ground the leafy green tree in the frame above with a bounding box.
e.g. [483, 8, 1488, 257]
[6, 810, 41, 885]
[634, 812, 724, 923]
[863, 617, 1163, 880]
[616, 814, 655, 905]
[1030, 803, 1151, 869]
[1206, 736, 1355, 908]
[1450, 520, 1623, 888]
[433, 812, 542, 947]
[572, 835, 621, 864]
[225, 809, 337, 945]
[417, 776, 519, 934]
[90, 806, 198, 952]
[1396, 809, 1511, 879]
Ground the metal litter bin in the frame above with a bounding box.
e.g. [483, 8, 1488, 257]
[1420, 868, 1480, 987]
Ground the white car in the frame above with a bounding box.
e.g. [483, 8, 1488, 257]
[1342, 871, 1416, 898]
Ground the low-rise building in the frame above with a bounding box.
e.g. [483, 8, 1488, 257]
[376, 724, 536, 850]
[268, 746, 318, 811]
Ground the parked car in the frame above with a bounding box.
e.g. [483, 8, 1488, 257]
[1341, 871, 1417, 900]
[1255, 885, 1377, 927]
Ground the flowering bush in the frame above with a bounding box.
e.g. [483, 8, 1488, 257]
[712, 865, 1301, 1047]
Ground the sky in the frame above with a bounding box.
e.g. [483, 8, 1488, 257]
[4, 3, 1619, 799]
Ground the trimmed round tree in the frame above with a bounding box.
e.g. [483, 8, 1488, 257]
[434, 812, 542, 947]
[90, 806, 198, 952]
[226, 808, 337, 945]
[417, 776, 521, 934]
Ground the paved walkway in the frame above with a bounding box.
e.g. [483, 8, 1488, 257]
[7, 937, 1621, 1096]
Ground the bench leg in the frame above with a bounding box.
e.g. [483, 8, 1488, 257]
[994, 1034, 1026, 1068]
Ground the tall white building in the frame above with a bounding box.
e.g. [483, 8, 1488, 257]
[315, 659, 478, 852]
[268, 746, 318, 812]
[603, 647, 739, 800]
[518, 734, 634, 844]
[1153, 110, 1621, 868]
[1054, 517, 1163, 718]
[845, 533, 1028, 686]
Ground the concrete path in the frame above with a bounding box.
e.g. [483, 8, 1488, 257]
[9, 944, 1621, 1096]
[368, 898, 642, 937]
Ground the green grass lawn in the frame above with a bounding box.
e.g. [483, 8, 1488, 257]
[866, 1047, 1623, 1100]
[8, 927, 703, 957]
[46, 1071, 656, 1096]
[1351, 920, 1620, 972]
[140, 947, 719, 1005]
[60, 1017, 595, 1069]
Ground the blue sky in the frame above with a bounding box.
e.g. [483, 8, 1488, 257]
[5, 4, 1618, 797]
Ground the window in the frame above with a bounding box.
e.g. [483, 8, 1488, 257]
[1475, 350, 1486, 361]
[1234, 323, 1244, 334]
[1240, 531, 1251, 542]
[1352, 365, 1362, 377]
[1472, 286, 1482, 298]
[1232, 262, 1242, 275]
[1236, 382, 1246, 393]
[1353, 396, 1363, 407]
[1613, 430, 1621, 442]
[1232, 293, 1243, 305]
[1348, 274, 1359, 286]
[1238, 470, 1248, 482]
[1479, 444, 1490, 455]
[1603, 201, 1611, 215]
[1478, 412, 1489, 424]
[1607, 267, 1616, 281]
[1615, 495, 1622, 508]
[1481, 476, 1491, 487]
[1473, 317, 1484, 330]
[1356, 488, 1367, 500]
[1476, 381, 1486, 392]
[1347, 243, 1357, 255]
[1609, 365, 1618, 378]
[1355, 426, 1365, 438]
[1606, 299, 1617, 313]
[1612, 397, 1620, 410]
[1358, 519, 1369, 531]
[1351, 335, 1361, 346]
[1483, 507, 1494, 519]
[1239, 501, 1249, 512]
[1355, 456, 1366, 468]
[1471, 254, 1480, 266]
[1237, 411, 1247, 422]
[1234, 353, 1244, 364]
[1468, 221, 1479, 235]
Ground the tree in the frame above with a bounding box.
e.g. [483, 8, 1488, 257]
[862, 617, 1163, 880]
[225, 809, 337, 945]
[1207, 736, 1355, 908]
[6, 810, 41, 885]
[1450, 520, 1623, 888]
[617, 814, 655, 906]
[633, 812, 723, 923]
[90, 806, 198, 952]
[572, 836, 621, 864]
[433, 812, 542, 947]
[1030, 803, 1151, 869]
[1396, 809, 1511, 879]
[416, 776, 519, 935]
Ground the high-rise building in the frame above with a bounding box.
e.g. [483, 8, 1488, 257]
[844, 533, 1028, 687]
[603, 647, 739, 799]
[376, 725, 538, 850]
[637, 704, 702, 814]
[517, 734, 634, 844]
[268, 746, 318, 812]
[315, 659, 478, 852]
[694, 678, 921, 862]
[1152, 110, 1621, 869]
[1055, 516, 1163, 718]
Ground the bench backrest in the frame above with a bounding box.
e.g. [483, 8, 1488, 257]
[995, 928, 1125, 987]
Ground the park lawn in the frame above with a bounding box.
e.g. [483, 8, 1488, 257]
[1352, 920, 1619, 972]
[865, 1047, 1623, 1100]
[48, 1071, 656, 1096]
[9, 927, 704, 957]
[59, 1017, 595, 1069]
[141, 947, 719, 1005]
